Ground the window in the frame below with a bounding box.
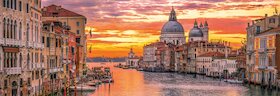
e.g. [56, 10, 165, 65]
[20, 78, 23, 87]
[256, 26, 261, 34]
[76, 22, 80, 26]
[42, 36, 45, 43]
[19, 22, 22, 40]
[4, 80, 7, 89]
[3, 0, 5, 7]
[76, 38, 80, 44]
[56, 39, 58, 47]
[14, 0, 16, 10]
[269, 18, 275, 23]
[47, 37, 50, 47]
[6, 0, 9, 8]
[10, 0, 13, 9]
[26, 3, 29, 13]
[3, 18, 6, 38]
[19, 1, 22, 11]
[76, 30, 80, 34]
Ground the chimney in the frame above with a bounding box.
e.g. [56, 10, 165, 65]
[265, 14, 268, 17]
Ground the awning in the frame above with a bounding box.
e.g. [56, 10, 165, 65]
[3, 47, 19, 52]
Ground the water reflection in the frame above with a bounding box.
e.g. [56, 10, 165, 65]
[82, 62, 279, 96]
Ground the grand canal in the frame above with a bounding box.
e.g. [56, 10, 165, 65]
[80, 62, 279, 96]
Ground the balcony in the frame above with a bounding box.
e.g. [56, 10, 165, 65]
[258, 48, 267, 53]
[0, 38, 4, 45]
[27, 41, 34, 48]
[4, 67, 22, 75]
[50, 67, 63, 73]
[18, 40, 26, 47]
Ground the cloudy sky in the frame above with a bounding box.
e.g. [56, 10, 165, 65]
[42, 0, 280, 57]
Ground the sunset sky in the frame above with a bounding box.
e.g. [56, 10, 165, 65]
[42, 0, 280, 58]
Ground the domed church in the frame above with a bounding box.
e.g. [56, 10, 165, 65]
[189, 20, 209, 42]
[160, 7, 186, 45]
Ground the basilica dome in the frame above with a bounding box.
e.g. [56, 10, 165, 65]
[161, 21, 184, 33]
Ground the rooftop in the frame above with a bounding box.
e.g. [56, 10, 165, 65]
[42, 5, 86, 18]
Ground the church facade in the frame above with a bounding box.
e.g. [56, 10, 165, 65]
[142, 7, 238, 75]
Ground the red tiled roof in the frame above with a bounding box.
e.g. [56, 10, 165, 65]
[198, 52, 225, 57]
[42, 5, 85, 17]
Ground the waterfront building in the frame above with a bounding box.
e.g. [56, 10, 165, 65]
[0, 0, 44, 96]
[42, 21, 65, 95]
[126, 48, 140, 68]
[175, 44, 188, 73]
[186, 41, 232, 73]
[142, 7, 232, 73]
[211, 58, 237, 78]
[42, 5, 87, 78]
[246, 12, 280, 86]
[143, 42, 166, 71]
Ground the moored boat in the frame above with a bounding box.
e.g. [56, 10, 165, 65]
[226, 79, 243, 84]
[70, 85, 96, 91]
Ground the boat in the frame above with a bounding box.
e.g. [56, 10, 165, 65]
[102, 78, 114, 83]
[122, 65, 129, 69]
[137, 68, 144, 71]
[70, 85, 96, 91]
[226, 79, 243, 84]
[87, 82, 97, 86]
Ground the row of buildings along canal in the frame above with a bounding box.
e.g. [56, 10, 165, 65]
[0, 1, 87, 96]
[126, 7, 280, 89]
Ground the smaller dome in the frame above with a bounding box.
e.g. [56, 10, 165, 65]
[189, 27, 203, 37]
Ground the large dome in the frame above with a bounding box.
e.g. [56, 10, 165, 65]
[189, 27, 203, 37]
[161, 21, 184, 33]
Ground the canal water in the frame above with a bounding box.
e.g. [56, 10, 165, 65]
[81, 62, 279, 96]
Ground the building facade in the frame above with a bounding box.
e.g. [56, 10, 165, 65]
[42, 5, 87, 78]
[126, 48, 140, 68]
[246, 12, 280, 86]
[0, 0, 44, 96]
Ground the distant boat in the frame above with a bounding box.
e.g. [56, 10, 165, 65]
[70, 85, 96, 91]
[226, 79, 243, 84]
[137, 68, 144, 71]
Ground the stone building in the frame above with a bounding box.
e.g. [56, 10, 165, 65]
[126, 48, 140, 68]
[0, 0, 44, 96]
[186, 41, 232, 73]
[42, 5, 87, 78]
[246, 11, 280, 86]
[41, 21, 65, 95]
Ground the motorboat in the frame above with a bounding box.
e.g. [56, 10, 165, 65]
[70, 85, 96, 91]
[226, 79, 243, 84]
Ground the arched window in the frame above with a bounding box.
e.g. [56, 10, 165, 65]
[7, 19, 9, 38]
[3, 0, 6, 7]
[3, 18, 6, 38]
[19, 53, 22, 68]
[26, 23, 29, 41]
[10, 20, 13, 39]
[27, 53, 30, 69]
[6, 0, 9, 8]
[19, 22, 22, 40]
[15, 53, 17, 67]
[14, 21, 17, 39]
